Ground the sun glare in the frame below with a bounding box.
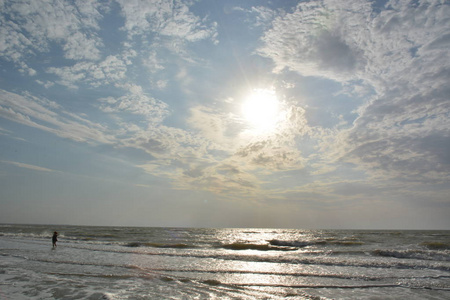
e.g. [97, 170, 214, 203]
[241, 89, 280, 133]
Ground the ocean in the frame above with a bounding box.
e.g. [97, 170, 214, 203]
[0, 224, 449, 299]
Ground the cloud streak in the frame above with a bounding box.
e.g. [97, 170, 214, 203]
[2, 160, 57, 173]
[0, 89, 113, 144]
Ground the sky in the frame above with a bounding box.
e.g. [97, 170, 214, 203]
[0, 0, 449, 229]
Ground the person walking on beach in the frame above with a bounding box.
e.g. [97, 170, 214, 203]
[52, 231, 58, 248]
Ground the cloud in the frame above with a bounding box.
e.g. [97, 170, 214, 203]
[144, 51, 166, 74]
[258, 1, 367, 81]
[117, 0, 218, 43]
[187, 105, 238, 148]
[235, 139, 303, 171]
[62, 31, 102, 61]
[0, 0, 103, 69]
[0, 89, 113, 144]
[249, 6, 277, 28]
[2, 160, 57, 173]
[259, 0, 450, 183]
[179, 96, 315, 194]
[124, 124, 209, 160]
[122, 104, 270, 195]
[172, 159, 264, 197]
[233, 102, 311, 172]
[35, 80, 55, 89]
[1, 0, 218, 92]
[47, 55, 128, 88]
[0, 86, 232, 194]
[98, 83, 169, 123]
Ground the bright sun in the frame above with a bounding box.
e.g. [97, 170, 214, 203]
[241, 89, 280, 133]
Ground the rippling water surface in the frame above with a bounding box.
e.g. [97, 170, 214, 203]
[1, 224, 449, 299]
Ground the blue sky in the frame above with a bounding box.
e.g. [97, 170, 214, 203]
[1, 0, 449, 229]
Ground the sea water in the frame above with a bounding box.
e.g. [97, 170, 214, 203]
[0, 224, 449, 299]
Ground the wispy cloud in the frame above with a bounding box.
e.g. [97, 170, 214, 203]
[0, 89, 113, 144]
[2, 160, 57, 173]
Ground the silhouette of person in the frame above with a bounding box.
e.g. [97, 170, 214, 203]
[52, 231, 58, 248]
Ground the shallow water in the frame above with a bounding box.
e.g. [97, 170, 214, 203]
[0, 224, 449, 299]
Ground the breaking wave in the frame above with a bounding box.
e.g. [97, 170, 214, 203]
[268, 239, 364, 247]
[372, 249, 450, 262]
[125, 242, 191, 249]
[220, 242, 297, 251]
[421, 242, 450, 250]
